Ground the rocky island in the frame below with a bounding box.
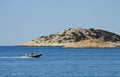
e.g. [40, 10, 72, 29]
[21, 28, 120, 48]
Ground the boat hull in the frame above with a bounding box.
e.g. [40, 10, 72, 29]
[25, 54, 42, 58]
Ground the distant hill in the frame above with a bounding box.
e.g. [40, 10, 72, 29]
[21, 28, 120, 48]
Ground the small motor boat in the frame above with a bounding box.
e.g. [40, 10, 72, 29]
[24, 53, 42, 58]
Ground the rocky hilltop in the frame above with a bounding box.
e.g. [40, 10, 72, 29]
[21, 28, 120, 48]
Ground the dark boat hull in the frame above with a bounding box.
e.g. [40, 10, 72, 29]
[25, 54, 42, 58]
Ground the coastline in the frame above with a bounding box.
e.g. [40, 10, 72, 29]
[20, 40, 120, 48]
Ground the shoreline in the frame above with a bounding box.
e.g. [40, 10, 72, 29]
[20, 39, 120, 48]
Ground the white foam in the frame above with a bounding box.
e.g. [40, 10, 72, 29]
[0, 56, 29, 58]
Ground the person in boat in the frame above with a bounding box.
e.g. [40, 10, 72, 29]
[25, 53, 28, 56]
[31, 53, 34, 56]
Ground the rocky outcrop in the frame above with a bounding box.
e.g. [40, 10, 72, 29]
[21, 28, 120, 48]
[63, 39, 119, 48]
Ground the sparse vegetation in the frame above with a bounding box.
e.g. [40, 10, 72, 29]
[21, 28, 120, 48]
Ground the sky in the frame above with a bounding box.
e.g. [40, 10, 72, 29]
[0, 0, 120, 45]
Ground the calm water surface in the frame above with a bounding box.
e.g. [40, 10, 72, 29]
[0, 46, 120, 77]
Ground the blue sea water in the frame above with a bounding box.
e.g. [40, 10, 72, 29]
[0, 46, 120, 77]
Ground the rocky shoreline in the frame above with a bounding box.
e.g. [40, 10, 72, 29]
[21, 28, 120, 48]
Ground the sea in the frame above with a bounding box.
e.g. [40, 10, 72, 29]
[0, 46, 120, 77]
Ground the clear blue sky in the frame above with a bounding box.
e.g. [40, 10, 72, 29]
[0, 0, 120, 45]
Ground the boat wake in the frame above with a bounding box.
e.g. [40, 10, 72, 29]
[0, 56, 28, 59]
